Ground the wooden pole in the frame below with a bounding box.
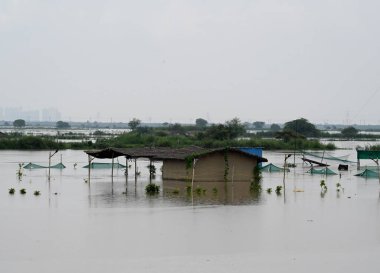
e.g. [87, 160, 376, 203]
[88, 155, 92, 185]
[111, 157, 114, 195]
[149, 159, 152, 183]
[125, 157, 128, 176]
[48, 152, 51, 181]
[134, 158, 137, 183]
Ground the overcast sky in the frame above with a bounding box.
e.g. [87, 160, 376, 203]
[1, 0, 380, 124]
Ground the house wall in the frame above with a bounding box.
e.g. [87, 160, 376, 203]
[162, 151, 258, 182]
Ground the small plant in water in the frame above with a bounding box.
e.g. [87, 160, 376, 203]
[195, 186, 203, 195]
[212, 187, 218, 194]
[34, 191, 40, 196]
[266, 188, 272, 194]
[9, 188, 15, 194]
[145, 183, 160, 195]
[186, 185, 192, 195]
[250, 181, 262, 193]
[172, 188, 180, 194]
[20, 188, 26, 195]
[320, 180, 327, 192]
[275, 185, 282, 195]
[336, 183, 343, 192]
[16, 163, 23, 181]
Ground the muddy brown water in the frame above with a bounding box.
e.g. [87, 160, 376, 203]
[1, 148, 380, 273]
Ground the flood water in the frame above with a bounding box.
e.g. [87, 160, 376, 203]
[1, 147, 380, 272]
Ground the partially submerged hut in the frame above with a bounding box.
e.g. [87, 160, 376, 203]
[84, 147, 267, 182]
[161, 148, 267, 182]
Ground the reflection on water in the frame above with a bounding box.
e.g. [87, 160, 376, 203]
[163, 180, 263, 206]
[2, 150, 380, 273]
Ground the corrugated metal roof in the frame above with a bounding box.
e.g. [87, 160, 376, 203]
[85, 146, 267, 162]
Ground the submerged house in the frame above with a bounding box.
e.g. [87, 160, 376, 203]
[161, 148, 267, 182]
[85, 146, 267, 182]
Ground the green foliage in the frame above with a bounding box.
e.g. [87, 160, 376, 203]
[320, 180, 327, 192]
[253, 166, 262, 183]
[275, 185, 282, 195]
[223, 151, 229, 182]
[270, 123, 281, 132]
[147, 164, 156, 175]
[186, 185, 192, 194]
[266, 188, 272, 194]
[172, 189, 180, 194]
[168, 123, 185, 135]
[128, 118, 141, 130]
[145, 183, 160, 195]
[195, 186, 203, 195]
[34, 191, 40, 196]
[9, 188, 15, 194]
[13, 119, 26, 128]
[212, 187, 218, 194]
[341, 126, 359, 138]
[253, 121, 265, 130]
[283, 118, 320, 137]
[20, 188, 26, 194]
[56, 121, 71, 129]
[195, 118, 208, 128]
[250, 181, 262, 193]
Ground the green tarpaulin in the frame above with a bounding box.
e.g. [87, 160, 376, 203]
[355, 169, 379, 178]
[259, 163, 289, 173]
[307, 168, 337, 175]
[83, 162, 126, 169]
[23, 162, 66, 169]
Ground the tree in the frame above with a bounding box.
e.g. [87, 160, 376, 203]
[169, 123, 185, 135]
[270, 123, 281, 132]
[56, 121, 70, 129]
[283, 118, 319, 137]
[203, 118, 246, 140]
[13, 119, 26, 128]
[128, 118, 141, 130]
[341, 126, 358, 138]
[225, 118, 246, 139]
[253, 121, 265, 130]
[195, 118, 208, 128]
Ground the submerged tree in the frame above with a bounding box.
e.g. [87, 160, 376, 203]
[283, 118, 320, 137]
[56, 121, 70, 129]
[195, 118, 208, 128]
[128, 118, 141, 130]
[13, 119, 26, 128]
[341, 126, 358, 138]
[253, 121, 265, 130]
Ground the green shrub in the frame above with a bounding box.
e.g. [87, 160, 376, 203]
[145, 183, 160, 195]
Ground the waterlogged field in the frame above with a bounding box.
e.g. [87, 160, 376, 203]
[1, 147, 380, 273]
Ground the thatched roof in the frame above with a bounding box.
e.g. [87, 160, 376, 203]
[85, 146, 267, 162]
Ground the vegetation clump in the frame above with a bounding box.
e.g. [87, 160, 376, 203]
[336, 183, 343, 192]
[266, 188, 272, 194]
[34, 191, 41, 196]
[275, 186, 282, 195]
[20, 188, 26, 194]
[320, 180, 328, 192]
[145, 183, 160, 195]
[9, 188, 15, 194]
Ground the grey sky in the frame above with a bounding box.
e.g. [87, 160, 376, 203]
[1, 0, 380, 124]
